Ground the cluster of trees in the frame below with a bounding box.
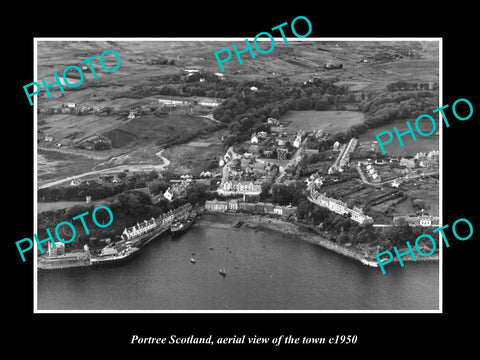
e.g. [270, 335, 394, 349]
[315, 90, 439, 146]
[38, 189, 191, 252]
[38, 182, 127, 202]
[360, 90, 438, 128]
[212, 78, 350, 147]
[185, 183, 208, 207]
[38, 171, 161, 202]
[148, 179, 170, 196]
[383, 220, 438, 249]
[271, 181, 307, 206]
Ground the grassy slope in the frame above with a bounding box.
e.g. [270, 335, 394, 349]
[36, 40, 439, 179]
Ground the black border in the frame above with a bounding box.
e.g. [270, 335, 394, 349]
[7, 5, 478, 356]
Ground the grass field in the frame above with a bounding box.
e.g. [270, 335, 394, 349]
[38, 149, 99, 182]
[282, 110, 365, 134]
[162, 130, 227, 175]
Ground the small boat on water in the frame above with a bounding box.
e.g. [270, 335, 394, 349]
[171, 212, 196, 236]
[209, 247, 214, 251]
[219, 268, 226, 276]
[190, 258, 196, 264]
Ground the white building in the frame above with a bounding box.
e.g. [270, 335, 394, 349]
[310, 191, 373, 225]
[257, 131, 268, 138]
[199, 99, 220, 107]
[390, 178, 403, 188]
[121, 218, 156, 241]
[164, 187, 174, 201]
[71, 179, 82, 186]
[251, 134, 259, 144]
[267, 117, 280, 125]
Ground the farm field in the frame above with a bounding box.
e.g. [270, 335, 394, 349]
[162, 130, 227, 175]
[282, 110, 365, 134]
[37, 200, 101, 213]
[38, 149, 99, 183]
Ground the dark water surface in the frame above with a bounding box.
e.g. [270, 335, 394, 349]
[37, 223, 439, 310]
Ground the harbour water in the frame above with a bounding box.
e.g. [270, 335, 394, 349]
[37, 220, 439, 311]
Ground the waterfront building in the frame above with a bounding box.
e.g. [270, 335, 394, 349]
[121, 218, 157, 241]
[228, 199, 239, 211]
[48, 241, 65, 257]
[205, 199, 296, 219]
[309, 191, 373, 225]
[205, 199, 229, 212]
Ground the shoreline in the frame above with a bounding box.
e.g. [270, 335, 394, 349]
[198, 211, 439, 267]
[38, 210, 439, 271]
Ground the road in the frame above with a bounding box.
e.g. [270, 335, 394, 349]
[197, 113, 223, 124]
[38, 149, 171, 189]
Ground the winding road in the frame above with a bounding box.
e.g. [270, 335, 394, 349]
[38, 149, 171, 189]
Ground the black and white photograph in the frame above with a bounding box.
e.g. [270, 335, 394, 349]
[33, 38, 440, 311]
[6, 6, 478, 356]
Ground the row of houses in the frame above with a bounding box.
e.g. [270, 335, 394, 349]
[157, 97, 221, 107]
[221, 180, 263, 194]
[205, 199, 297, 219]
[393, 215, 440, 227]
[121, 203, 192, 240]
[310, 188, 373, 225]
[328, 138, 358, 174]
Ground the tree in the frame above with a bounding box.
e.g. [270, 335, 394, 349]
[134, 180, 146, 189]
[271, 108, 280, 119]
[259, 182, 271, 200]
[296, 199, 312, 220]
[314, 99, 329, 110]
[147, 170, 159, 181]
[149, 180, 170, 195]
